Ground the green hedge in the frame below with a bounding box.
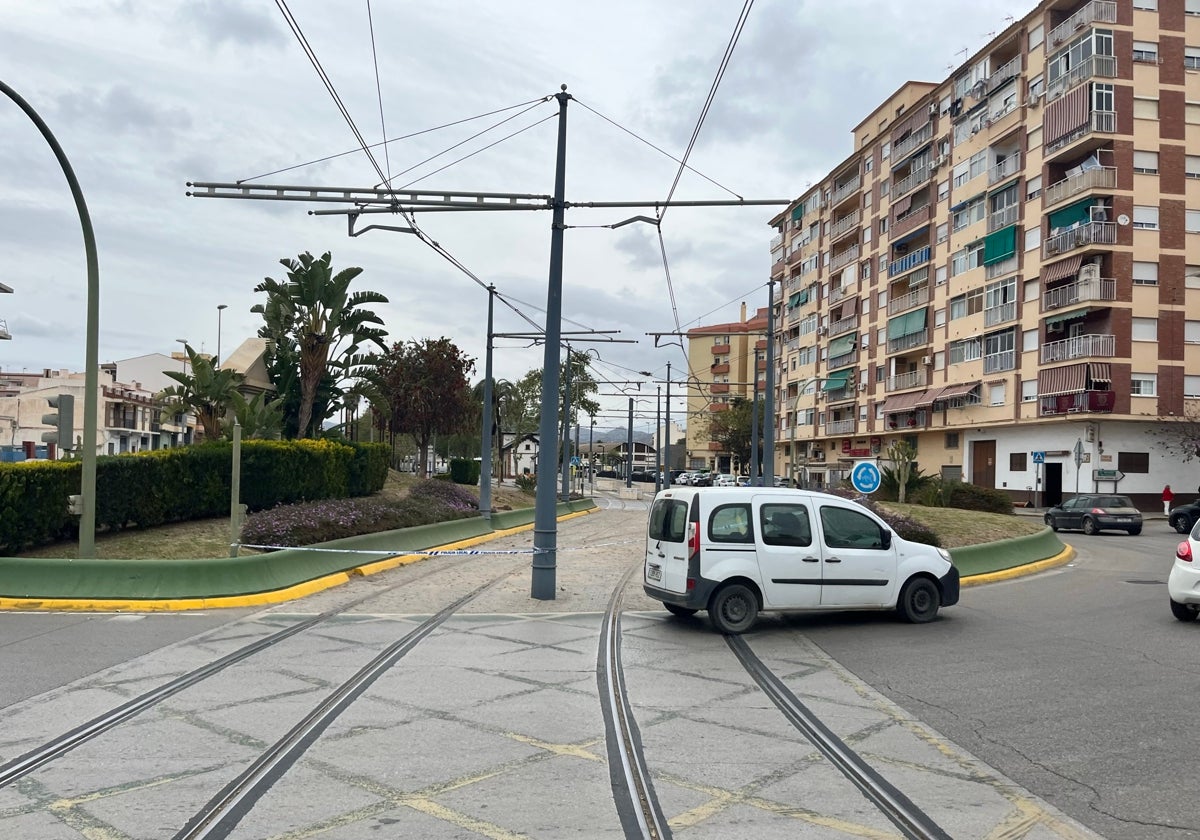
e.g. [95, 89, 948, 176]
[0, 440, 389, 553]
[448, 458, 480, 486]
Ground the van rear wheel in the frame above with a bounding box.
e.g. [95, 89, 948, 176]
[663, 602, 698, 617]
[709, 584, 758, 634]
[897, 577, 940, 624]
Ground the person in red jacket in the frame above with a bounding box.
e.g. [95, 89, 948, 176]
[1163, 484, 1174, 516]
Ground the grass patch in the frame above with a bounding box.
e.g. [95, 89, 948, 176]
[877, 503, 1043, 548]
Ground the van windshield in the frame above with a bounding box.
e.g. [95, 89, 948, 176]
[648, 499, 688, 542]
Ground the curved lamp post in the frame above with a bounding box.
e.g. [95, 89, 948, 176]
[1, 80, 100, 558]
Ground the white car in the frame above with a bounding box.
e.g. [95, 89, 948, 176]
[714, 473, 736, 486]
[1168, 523, 1200, 621]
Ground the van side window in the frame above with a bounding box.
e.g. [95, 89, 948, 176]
[709, 504, 753, 543]
[819, 506, 886, 550]
[760, 504, 812, 547]
[648, 499, 688, 542]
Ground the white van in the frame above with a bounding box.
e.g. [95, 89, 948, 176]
[644, 487, 959, 633]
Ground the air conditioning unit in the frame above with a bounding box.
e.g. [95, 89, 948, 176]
[857, 383, 868, 392]
[817, 326, 828, 335]
[1090, 206, 1109, 222]
[921, 355, 932, 365]
[929, 102, 939, 116]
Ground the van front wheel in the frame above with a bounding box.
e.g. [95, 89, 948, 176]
[709, 584, 758, 634]
[663, 602, 698, 617]
[897, 577, 940, 624]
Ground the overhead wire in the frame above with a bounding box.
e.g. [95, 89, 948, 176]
[395, 110, 557, 190]
[366, 0, 390, 184]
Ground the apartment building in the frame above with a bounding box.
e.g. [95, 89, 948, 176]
[769, 0, 1200, 509]
[685, 304, 768, 472]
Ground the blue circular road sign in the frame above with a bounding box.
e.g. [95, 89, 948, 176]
[851, 460, 881, 495]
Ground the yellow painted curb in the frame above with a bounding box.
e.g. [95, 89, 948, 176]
[0, 506, 600, 613]
[960, 543, 1076, 587]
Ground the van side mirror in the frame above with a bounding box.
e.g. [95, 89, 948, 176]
[880, 530, 892, 550]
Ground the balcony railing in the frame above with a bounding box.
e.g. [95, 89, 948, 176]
[983, 350, 1016, 374]
[985, 255, 1019, 280]
[829, 348, 858, 369]
[987, 204, 1019, 232]
[986, 55, 1022, 95]
[1043, 221, 1116, 258]
[887, 369, 928, 392]
[1043, 277, 1117, 310]
[1048, 0, 1117, 48]
[831, 176, 861, 206]
[1046, 110, 1116, 155]
[1044, 165, 1116, 208]
[1048, 54, 1117, 101]
[888, 245, 931, 278]
[0, 319, 8, 340]
[830, 244, 860, 271]
[829, 313, 858, 335]
[829, 283, 854, 304]
[1040, 333, 1116, 363]
[892, 202, 931, 239]
[984, 301, 1017, 327]
[893, 122, 934, 159]
[988, 152, 1021, 186]
[830, 210, 860, 240]
[1039, 390, 1115, 416]
[888, 328, 929, 354]
[888, 281, 930, 315]
[824, 419, 857, 436]
[893, 165, 931, 197]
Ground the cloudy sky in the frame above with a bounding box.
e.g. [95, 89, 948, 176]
[2, 0, 1029, 429]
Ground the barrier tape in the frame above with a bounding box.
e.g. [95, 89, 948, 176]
[233, 537, 643, 556]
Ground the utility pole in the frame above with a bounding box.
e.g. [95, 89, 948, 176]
[479, 284, 495, 519]
[665, 360, 672, 488]
[655, 385, 662, 491]
[560, 346, 572, 501]
[763, 278, 776, 486]
[751, 347, 761, 483]
[626, 397, 634, 489]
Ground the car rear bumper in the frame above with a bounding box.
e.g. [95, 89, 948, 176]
[644, 576, 720, 611]
[1168, 560, 1200, 604]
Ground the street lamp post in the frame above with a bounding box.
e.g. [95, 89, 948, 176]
[176, 338, 188, 373]
[216, 304, 228, 366]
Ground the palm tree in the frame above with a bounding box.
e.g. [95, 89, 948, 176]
[224, 391, 284, 440]
[158, 345, 244, 440]
[473, 377, 520, 480]
[252, 251, 388, 438]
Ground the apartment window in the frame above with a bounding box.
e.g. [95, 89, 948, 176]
[944, 432, 959, 449]
[881, 141, 891, 160]
[1187, 375, 1200, 398]
[984, 329, 1016, 372]
[935, 265, 948, 286]
[1021, 380, 1037, 403]
[935, 307, 947, 327]
[1133, 261, 1159, 285]
[1187, 47, 1200, 70]
[952, 197, 985, 231]
[949, 337, 982, 363]
[1133, 0, 1156, 9]
[878, 217, 887, 235]
[1187, 156, 1200, 178]
[1189, 103, 1200, 124]
[1024, 279, 1040, 302]
[1024, 227, 1042, 251]
[1117, 452, 1150, 474]
[1189, 266, 1200, 289]
[1186, 320, 1200, 343]
[862, 261, 872, 281]
[952, 160, 970, 187]
[1189, 0, 1200, 14]
[1132, 317, 1158, 341]
[1028, 74, 1045, 101]
[1188, 210, 1200, 233]
[1133, 97, 1159, 119]
[880, 178, 890, 196]
[951, 242, 984, 275]
[938, 180, 949, 201]
[879, 255, 888, 273]
[1023, 329, 1038, 352]
[1133, 206, 1160, 230]
[988, 382, 1006, 406]
[1028, 126, 1042, 148]
[865, 222, 874, 243]
[1011, 451, 1028, 471]
[798, 345, 815, 365]
[1131, 374, 1157, 396]
[1026, 175, 1042, 200]
[1133, 151, 1159, 174]
[1133, 41, 1159, 63]
[936, 222, 948, 244]
[1029, 24, 1044, 51]
[877, 289, 887, 308]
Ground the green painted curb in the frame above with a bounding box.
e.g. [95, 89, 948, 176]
[950, 526, 1066, 577]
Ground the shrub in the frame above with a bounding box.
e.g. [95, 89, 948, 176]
[448, 458, 480, 485]
[876, 464, 931, 502]
[410, 478, 479, 512]
[515, 473, 537, 493]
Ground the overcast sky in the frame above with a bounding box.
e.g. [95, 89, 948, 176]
[1, 0, 1029, 429]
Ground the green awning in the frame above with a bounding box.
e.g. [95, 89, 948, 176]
[1048, 198, 1093, 230]
[791, 203, 805, 221]
[887, 308, 928, 340]
[799, 289, 810, 305]
[983, 225, 1017, 265]
[827, 333, 856, 357]
[1044, 307, 1089, 327]
[788, 292, 802, 308]
[821, 369, 853, 390]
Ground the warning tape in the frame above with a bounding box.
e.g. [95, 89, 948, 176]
[235, 543, 542, 556]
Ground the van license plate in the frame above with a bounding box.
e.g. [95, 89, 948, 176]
[647, 564, 662, 581]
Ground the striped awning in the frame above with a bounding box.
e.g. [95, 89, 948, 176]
[1089, 362, 1112, 384]
[884, 389, 934, 414]
[837, 296, 858, 316]
[1038, 363, 1087, 397]
[1042, 255, 1082, 285]
[891, 105, 931, 143]
[1043, 84, 1089, 147]
[930, 382, 980, 403]
[892, 193, 913, 218]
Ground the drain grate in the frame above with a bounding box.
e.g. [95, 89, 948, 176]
[1125, 579, 1165, 585]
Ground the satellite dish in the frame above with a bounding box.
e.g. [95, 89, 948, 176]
[1117, 214, 1130, 226]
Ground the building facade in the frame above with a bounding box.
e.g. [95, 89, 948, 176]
[767, 0, 1200, 508]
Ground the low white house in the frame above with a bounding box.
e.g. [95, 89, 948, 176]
[502, 433, 539, 476]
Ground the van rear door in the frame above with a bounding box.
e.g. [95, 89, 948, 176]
[646, 495, 691, 594]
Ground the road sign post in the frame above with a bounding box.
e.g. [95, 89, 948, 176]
[850, 460, 881, 496]
[1032, 451, 1045, 508]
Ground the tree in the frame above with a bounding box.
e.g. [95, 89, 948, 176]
[158, 345, 244, 440]
[252, 251, 388, 438]
[473, 378, 523, 480]
[1148, 407, 1200, 464]
[514, 350, 601, 453]
[887, 439, 919, 504]
[379, 338, 477, 478]
[223, 391, 284, 440]
[707, 397, 763, 473]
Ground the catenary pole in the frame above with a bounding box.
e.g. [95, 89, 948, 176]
[664, 361, 672, 489]
[560, 349, 572, 501]
[531, 88, 571, 601]
[763, 279, 776, 486]
[626, 398, 634, 488]
[479, 284, 495, 519]
[751, 348, 760, 483]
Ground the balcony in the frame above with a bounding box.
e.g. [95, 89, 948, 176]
[893, 122, 934, 160]
[830, 243, 860, 271]
[888, 281, 930, 316]
[1043, 277, 1116, 310]
[1043, 221, 1116, 258]
[824, 419, 857, 436]
[711, 343, 730, 354]
[888, 245, 931, 278]
[1046, 110, 1115, 156]
[983, 350, 1016, 374]
[984, 301, 1017, 328]
[1048, 54, 1118, 102]
[1044, 165, 1116, 208]
[888, 328, 929, 354]
[892, 202, 931, 239]
[987, 204, 1019, 232]
[711, 383, 730, 394]
[887, 369, 928, 392]
[830, 210, 860, 241]
[986, 55, 1022, 96]
[893, 165, 931, 198]
[988, 152, 1021, 186]
[831, 176, 861, 207]
[829, 347, 858, 369]
[709, 403, 730, 413]
[1048, 0, 1117, 48]
[829, 313, 858, 336]
[1040, 333, 1116, 363]
[1039, 390, 1115, 416]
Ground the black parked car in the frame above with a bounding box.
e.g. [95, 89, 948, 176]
[1044, 494, 1142, 536]
[1168, 501, 1200, 534]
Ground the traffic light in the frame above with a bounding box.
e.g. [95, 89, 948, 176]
[41, 394, 75, 455]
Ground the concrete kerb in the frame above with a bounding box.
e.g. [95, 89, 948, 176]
[955, 526, 1075, 585]
[0, 501, 599, 612]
